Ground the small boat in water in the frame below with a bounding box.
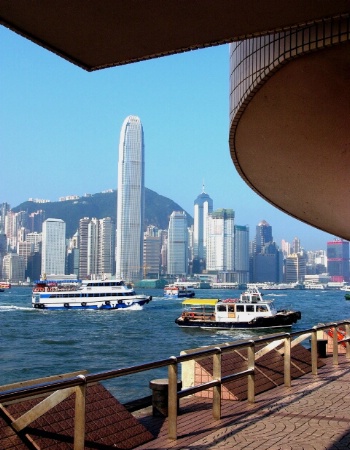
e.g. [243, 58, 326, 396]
[175, 287, 301, 329]
[164, 284, 195, 298]
[32, 279, 152, 310]
[0, 282, 11, 290]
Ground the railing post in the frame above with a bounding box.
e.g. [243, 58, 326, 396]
[74, 375, 86, 450]
[212, 348, 222, 420]
[168, 356, 178, 440]
[311, 327, 318, 375]
[333, 325, 339, 366]
[247, 341, 255, 403]
[345, 323, 350, 359]
[284, 334, 291, 387]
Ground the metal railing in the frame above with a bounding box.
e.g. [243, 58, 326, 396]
[1, 320, 350, 449]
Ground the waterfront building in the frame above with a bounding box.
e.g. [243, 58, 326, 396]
[327, 239, 350, 282]
[234, 225, 249, 284]
[193, 187, 213, 273]
[285, 252, 307, 283]
[116, 115, 145, 282]
[2, 252, 25, 283]
[167, 211, 188, 276]
[143, 226, 161, 278]
[41, 218, 66, 276]
[206, 209, 235, 273]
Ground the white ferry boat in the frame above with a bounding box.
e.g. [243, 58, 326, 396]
[32, 279, 152, 310]
[175, 287, 301, 329]
[164, 284, 195, 298]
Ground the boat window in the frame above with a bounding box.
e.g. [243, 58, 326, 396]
[257, 305, 268, 312]
[217, 304, 227, 312]
[228, 305, 235, 313]
[236, 305, 244, 312]
[246, 305, 255, 312]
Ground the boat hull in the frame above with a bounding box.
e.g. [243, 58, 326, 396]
[175, 310, 301, 329]
[32, 296, 152, 310]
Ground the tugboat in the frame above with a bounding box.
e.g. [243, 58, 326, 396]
[175, 287, 301, 329]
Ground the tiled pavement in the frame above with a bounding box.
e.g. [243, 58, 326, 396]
[136, 356, 350, 449]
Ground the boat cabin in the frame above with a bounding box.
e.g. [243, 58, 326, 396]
[181, 297, 276, 323]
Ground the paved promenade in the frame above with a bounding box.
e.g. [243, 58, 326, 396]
[136, 356, 350, 449]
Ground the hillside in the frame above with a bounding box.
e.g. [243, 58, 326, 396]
[12, 189, 193, 237]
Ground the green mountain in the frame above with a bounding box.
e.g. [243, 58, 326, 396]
[12, 189, 193, 237]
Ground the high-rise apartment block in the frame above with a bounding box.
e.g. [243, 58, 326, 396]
[78, 217, 115, 279]
[41, 218, 66, 276]
[116, 115, 145, 282]
[167, 211, 188, 276]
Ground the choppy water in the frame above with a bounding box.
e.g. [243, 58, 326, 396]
[1, 287, 349, 402]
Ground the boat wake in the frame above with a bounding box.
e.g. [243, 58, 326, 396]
[0, 305, 32, 312]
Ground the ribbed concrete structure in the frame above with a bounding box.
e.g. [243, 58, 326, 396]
[229, 14, 350, 240]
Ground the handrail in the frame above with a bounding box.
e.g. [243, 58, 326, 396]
[1, 319, 350, 449]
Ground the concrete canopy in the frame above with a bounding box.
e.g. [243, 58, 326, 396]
[0, 1, 349, 71]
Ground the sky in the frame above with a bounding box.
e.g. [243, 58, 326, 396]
[0, 26, 335, 251]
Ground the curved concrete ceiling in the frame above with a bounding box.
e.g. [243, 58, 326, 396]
[231, 42, 350, 240]
[1, 1, 349, 71]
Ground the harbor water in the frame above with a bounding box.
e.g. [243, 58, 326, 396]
[1, 287, 349, 403]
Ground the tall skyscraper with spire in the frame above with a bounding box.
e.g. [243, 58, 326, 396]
[116, 115, 145, 281]
[193, 184, 213, 272]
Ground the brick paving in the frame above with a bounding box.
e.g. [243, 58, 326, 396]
[135, 356, 350, 449]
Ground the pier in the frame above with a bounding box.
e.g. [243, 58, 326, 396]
[1, 322, 350, 449]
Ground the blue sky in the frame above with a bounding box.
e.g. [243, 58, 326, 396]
[0, 26, 334, 250]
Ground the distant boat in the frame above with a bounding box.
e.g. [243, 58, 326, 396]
[32, 279, 152, 310]
[0, 282, 11, 289]
[164, 284, 195, 298]
[175, 286, 301, 329]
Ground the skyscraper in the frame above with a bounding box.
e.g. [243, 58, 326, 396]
[206, 209, 235, 273]
[167, 211, 188, 276]
[193, 185, 213, 273]
[234, 225, 249, 284]
[327, 239, 350, 282]
[116, 115, 145, 281]
[41, 218, 66, 276]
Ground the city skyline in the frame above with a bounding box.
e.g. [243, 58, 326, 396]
[0, 26, 335, 249]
